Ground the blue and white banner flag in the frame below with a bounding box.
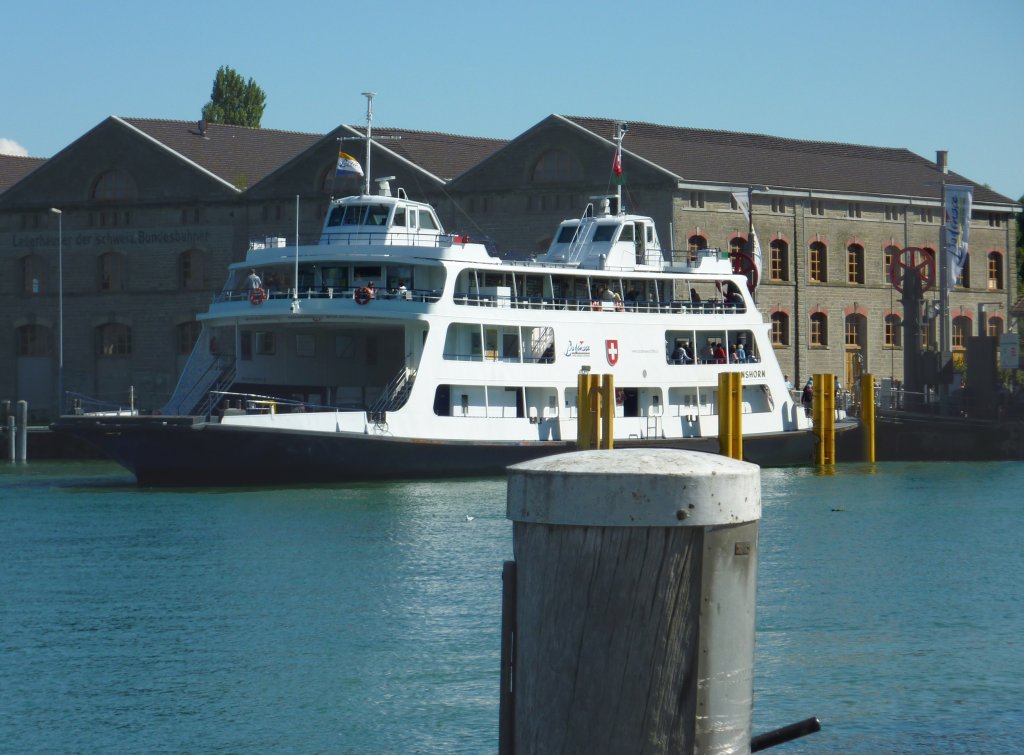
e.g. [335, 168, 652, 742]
[943, 184, 972, 291]
[731, 191, 763, 277]
[336, 151, 364, 177]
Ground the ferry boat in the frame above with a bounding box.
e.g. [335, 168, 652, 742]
[55, 118, 827, 485]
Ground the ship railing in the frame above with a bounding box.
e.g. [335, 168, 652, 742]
[198, 364, 236, 418]
[663, 248, 730, 267]
[562, 205, 594, 265]
[313, 230, 497, 253]
[66, 391, 137, 417]
[451, 292, 744, 315]
[210, 390, 342, 416]
[367, 367, 416, 423]
[163, 352, 233, 416]
[441, 352, 556, 364]
[212, 286, 443, 305]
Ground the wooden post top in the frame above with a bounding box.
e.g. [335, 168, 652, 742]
[507, 449, 760, 527]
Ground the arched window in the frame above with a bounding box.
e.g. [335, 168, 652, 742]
[729, 238, 746, 258]
[177, 321, 202, 355]
[180, 249, 205, 290]
[987, 251, 1004, 290]
[20, 254, 46, 295]
[531, 149, 582, 183]
[809, 242, 827, 283]
[810, 313, 828, 346]
[688, 235, 707, 251]
[884, 314, 902, 348]
[847, 244, 864, 284]
[98, 252, 126, 291]
[96, 323, 132, 357]
[845, 314, 866, 349]
[951, 316, 971, 350]
[16, 324, 54, 356]
[770, 312, 789, 346]
[91, 169, 137, 201]
[883, 245, 900, 285]
[769, 240, 788, 281]
[956, 252, 970, 288]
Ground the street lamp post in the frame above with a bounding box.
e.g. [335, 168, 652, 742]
[49, 208, 63, 416]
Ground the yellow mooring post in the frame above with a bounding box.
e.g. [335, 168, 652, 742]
[589, 377, 603, 450]
[718, 372, 743, 459]
[576, 373, 593, 450]
[599, 374, 615, 449]
[860, 373, 875, 463]
[812, 373, 836, 465]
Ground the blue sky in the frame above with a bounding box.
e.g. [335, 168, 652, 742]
[3, 0, 1022, 201]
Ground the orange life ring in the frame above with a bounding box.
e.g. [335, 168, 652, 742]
[355, 287, 371, 305]
[249, 287, 266, 305]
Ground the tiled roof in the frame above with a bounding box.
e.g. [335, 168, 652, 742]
[563, 116, 1017, 205]
[0, 155, 46, 193]
[120, 118, 321, 189]
[347, 127, 507, 181]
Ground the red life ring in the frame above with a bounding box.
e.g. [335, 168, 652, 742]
[355, 287, 372, 305]
[249, 287, 266, 305]
[615, 388, 625, 405]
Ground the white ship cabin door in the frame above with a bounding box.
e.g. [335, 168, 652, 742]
[633, 222, 646, 265]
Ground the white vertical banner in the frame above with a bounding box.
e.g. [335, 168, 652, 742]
[943, 184, 973, 291]
[731, 192, 763, 277]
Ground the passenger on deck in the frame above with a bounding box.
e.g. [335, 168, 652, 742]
[735, 343, 747, 363]
[714, 343, 728, 364]
[801, 379, 814, 417]
[670, 341, 687, 365]
[724, 282, 745, 309]
[366, 281, 376, 299]
[246, 269, 262, 290]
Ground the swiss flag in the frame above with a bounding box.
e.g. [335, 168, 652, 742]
[606, 339, 619, 366]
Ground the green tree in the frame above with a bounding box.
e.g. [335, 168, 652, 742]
[201, 66, 266, 128]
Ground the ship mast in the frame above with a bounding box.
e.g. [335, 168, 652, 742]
[613, 121, 628, 215]
[361, 91, 375, 197]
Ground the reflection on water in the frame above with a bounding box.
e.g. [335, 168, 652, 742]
[2, 460, 1022, 752]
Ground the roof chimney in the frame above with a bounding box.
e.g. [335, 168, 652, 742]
[198, 118, 207, 137]
[936, 150, 948, 174]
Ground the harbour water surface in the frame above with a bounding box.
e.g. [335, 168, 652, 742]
[2, 459, 1021, 752]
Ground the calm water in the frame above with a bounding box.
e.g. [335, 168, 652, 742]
[1, 459, 1021, 753]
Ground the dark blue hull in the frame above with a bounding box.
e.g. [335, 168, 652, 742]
[53, 415, 833, 486]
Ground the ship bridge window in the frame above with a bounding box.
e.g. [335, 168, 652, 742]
[593, 224, 617, 242]
[556, 223, 580, 243]
[418, 210, 439, 231]
[327, 206, 346, 227]
[618, 224, 634, 242]
[393, 207, 407, 227]
[365, 205, 390, 226]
